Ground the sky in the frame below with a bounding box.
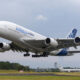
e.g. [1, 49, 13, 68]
[0, 0, 80, 68]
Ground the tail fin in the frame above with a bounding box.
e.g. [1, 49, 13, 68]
[67, 28, 77, 38]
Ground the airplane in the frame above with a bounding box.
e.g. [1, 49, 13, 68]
[58, 66, 80, 72]
[55, 62, 80, 72]
[0, 21, 80, 57]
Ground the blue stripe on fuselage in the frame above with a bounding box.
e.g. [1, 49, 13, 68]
[16, 27, 34, 37]
[57, 49, 68, 56]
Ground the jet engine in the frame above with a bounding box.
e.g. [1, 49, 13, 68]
[75, 37, 80, 43]
[45, 38, 58, 47]
[0, 43, 10, 52]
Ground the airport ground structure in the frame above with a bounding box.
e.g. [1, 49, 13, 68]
[0, 61, 80, 73]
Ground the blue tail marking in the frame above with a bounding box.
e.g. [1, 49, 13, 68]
[57, 49, 68, 56]
[67, 28, 77, 38]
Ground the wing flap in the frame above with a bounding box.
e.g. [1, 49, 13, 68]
[10, 42, 27, 52]
[56, 38, 80, 49]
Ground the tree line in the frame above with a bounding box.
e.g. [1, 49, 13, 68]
[0, 61, 30, 71]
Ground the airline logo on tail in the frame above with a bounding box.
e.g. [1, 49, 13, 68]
[67, 28, 77, 38]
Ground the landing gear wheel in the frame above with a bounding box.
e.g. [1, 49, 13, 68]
[42, 52, 49, 57]
[24, 54, 30, 57]
[32, 55, 40, 57]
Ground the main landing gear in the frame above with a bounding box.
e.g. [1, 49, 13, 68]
[32, 52, 49, 57]
[24, 53, 30, 56]
[23, 51, 49, 57]
[24, 51, 30, 57]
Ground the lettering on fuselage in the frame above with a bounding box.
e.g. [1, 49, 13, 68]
[16, 27, 34, 37]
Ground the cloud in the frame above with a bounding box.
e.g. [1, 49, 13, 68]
[36, 14, 47, 21]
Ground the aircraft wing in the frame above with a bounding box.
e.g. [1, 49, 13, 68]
[68, 51, 80, 53]
[1, 37, 80, 53]
[22, 37, 80, 51]
[56, 38, 78, 49]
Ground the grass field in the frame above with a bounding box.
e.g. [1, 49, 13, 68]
[0, 70, 80, 76]
[0, 76, 80, 80]
[54, 72, 80, 76]
[0, 70, 80, 75]
[0, 70, 80, 80]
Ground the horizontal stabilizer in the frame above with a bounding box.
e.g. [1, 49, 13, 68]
[68, 50, 80, 53]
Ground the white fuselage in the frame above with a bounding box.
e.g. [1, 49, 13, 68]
[0, 21, 46, 53]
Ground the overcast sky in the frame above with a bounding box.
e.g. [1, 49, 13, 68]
[0, 0, 80, 68]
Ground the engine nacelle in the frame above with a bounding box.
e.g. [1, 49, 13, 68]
[0, 43, 10, 52]
[45, 38, 58, 47]
[74, 37, 80, 43]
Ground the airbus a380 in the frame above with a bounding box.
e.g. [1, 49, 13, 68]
[0, 21, 80, 57]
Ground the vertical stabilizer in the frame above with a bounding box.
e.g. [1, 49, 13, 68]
[67, 28, 77, 38]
